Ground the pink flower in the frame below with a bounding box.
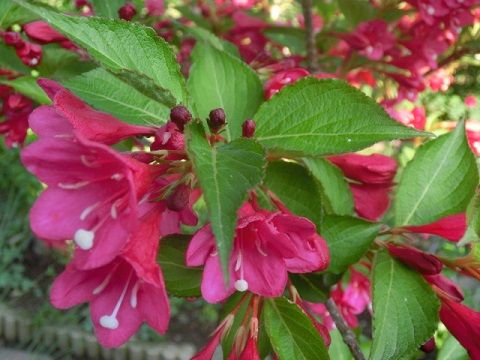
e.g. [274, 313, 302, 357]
[329, 154, 397, 220]
[465, 95, 478, 108]
[264, 68, 310, 99]
[225, 12, 268, 63]
[22, 135, 152, 269]
[50, 211, 169, 348]
[192, 315, 234, 360]
[404, 213, 467, 242]
[340, 20, 395, 60]
[33, 79, 155, 144]
[146, 0, 164, 16]
[23, 21, 67, 44]
[186, 202, 329, 303]
[342, 269, 371, 314]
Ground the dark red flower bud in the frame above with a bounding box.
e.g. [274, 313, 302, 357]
[170, 105, 192, 131]
[118, 2, 137, 21]
[424, 274, 464, 302]
[3, 32, 24, 48]
[208, 108, 226, 133]
[166, 184, 190, 212]
[420, 337, 436, 353]
[242, 119, 256, 138]
[387, 244, 442, 275]
[75, 0, 89, 8]
[16, 42, 42, 67]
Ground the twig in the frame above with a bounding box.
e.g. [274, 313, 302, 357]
[325, 298, 366, 360]
[300, 0, 318, 72]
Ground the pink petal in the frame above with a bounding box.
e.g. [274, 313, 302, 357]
[28, 105, 72, 137]
[138, 280, 170, 334]
[50, 264, 109, 309]
[201, 255, 235, 303]
[186, 225, 216, 267]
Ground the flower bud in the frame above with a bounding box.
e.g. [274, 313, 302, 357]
[3, 32, 24, 48]
[242, 119, 256, 138]
[166, 184, 190, 212]
[208, 108, 226, 133]
[387, 244, 442, 275]
[420, 337, 436, 353]
[170, 105, 192, 131]
[118, 2, 137, 21]
[16, 42, 42, 67]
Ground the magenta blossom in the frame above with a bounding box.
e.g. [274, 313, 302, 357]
[33, 79, 155, 144]
[22, 134, 152, 269]
[186, 202, 329, 303]
[340, 20, 395, 60]
[51, 209, 169, 348]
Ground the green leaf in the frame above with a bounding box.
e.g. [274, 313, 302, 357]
[187, 42, 263, 140]
[0, 2, 36, 28]
[437, 335, 469, 360]
[178, 24, 240, 57]
[14, 0, 188, 105]
[329, 329, 353, 360]
[63, 68, 170, 125]
[264, 26, 306, 54]
[264, 297, 329, 360]
[254, 78, 427, 157]
[176, 6, 213, 30]
[90, 0, 124, 18]
[370, 250, 440, 360]
[303, 158, 354, 216]
[186, 122, 266, 275]
[458, 187, 480, 246]
[395, 123, 479, 226]
[157, 234, 202, 297]
[322, 215, 380, 274]
[0, 43, 30, 74]
[0, 76, 50, 104]
[264, 161, 324, 228]
[36, 46, 96, 80]
[289, 273, 328, 303]
[337, 0, 377, 27]
[115, 69, 178, 108]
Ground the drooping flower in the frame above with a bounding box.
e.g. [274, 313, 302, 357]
[23, 21, 68, 44]
[22, 135, 152, 269]
[439, 298, 480, 359]
[32, 79, 155, 144]
[50, 208, 170, 348]
[424, 274, 464, 302]
[186, 202, 329, 303]
[0, 93, 33, 147]
[328, 153, 397, 221]
[387, 243, 443, 275]
[192, 315, 234, 360]
[404, 213, 467, 242]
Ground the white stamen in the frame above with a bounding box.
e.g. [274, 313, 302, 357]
[99, 271, 133, 330]
[111, 173, 124, 181]
[210, 250, 218, 257]
[74, 229, 94, 250]
[58, 181, 90, 190]
[255, 239, 268, 257]
[234, 279, 249, 292]
[80, 155, 95, 167]
[110, 201, 119, 219]
[130, 281, 140, 308]
[93, 272, 114, 295]
[365, 46, 374, 55]
[99, 315, 119, 330]
[30, 58, 38, 66]
[235, 252, 243, 272]
[80, 202, 99, 221]
[139, 194, 149, 205]
[426, 5, 435, 15]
